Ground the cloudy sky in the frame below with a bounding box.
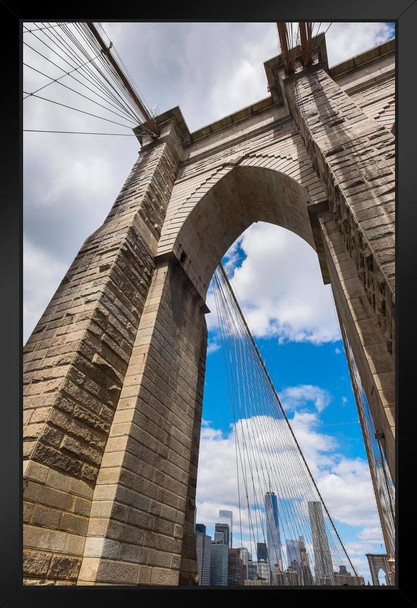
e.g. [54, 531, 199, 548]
[23, 21, 395, 584]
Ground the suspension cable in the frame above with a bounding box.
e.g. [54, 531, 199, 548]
[212, 262, 360, 582]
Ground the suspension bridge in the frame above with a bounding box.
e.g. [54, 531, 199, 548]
[22, 21, 396, 587]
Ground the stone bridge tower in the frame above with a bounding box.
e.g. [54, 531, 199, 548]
[23, 34, 395, 585]
[366, 553, 395, 586]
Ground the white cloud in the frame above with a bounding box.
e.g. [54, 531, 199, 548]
[324, 22, 394, 67]
[207, 341, 221, 355]
[315, 458, 381, 528]
[358, 527, 385, 542]
[98, 22, 394, 130]
[290, 411, 338, 474]
[23, 239, 68, 343]
[196, 411, 379, 530]
[207, 25, 277, 122]
[212, 222, 342, 345]
[205, 287, 219, 332]
[281, 384, 332, 413]
[197, 423, 239, 506]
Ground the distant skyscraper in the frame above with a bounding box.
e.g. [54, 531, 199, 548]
[239, 547, 250, 565]
[298, 536, 314, 586]
[308, 501, 334, 585]
[215, 523, 230, 548]
[286, 539, 301, 574]
[334, 565, 365, 586]
[273, 569, 287, 586]
[256, 542, 268, 562]
[228, 548, 244, 585]
[195, 524, 211, 585]
[285, 568, 301, 586]
[265, 491, 283, 576]
[219, 510, 233, 547]
[256, 543, 269, 584]
[247, 562, 258, 581]
[210, 541, 229, 586]
[273, 564, 300, 586]
[257, 560, 270, 582]
[214, 530, 225, 543]
[239, 547, 250, 580]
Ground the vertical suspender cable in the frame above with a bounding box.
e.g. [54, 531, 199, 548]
[216, 263, 359, 578]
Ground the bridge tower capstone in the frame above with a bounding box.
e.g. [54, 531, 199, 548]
[23, 34, 395, 585]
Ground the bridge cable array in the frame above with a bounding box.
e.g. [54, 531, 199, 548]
[212, 263, 359, 584]
[23, 22, 334, 138]
[23, 22, 155, 137]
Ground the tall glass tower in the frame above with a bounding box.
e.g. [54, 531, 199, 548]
[214, 523, 230, 548]
[308, 501, 334, 584]
[256, 541, 268, 562]
[210, 542, 229, 586]
[298, 535, 314, 585]
[286, 539, 301, 573]
[265, 491, 283, 577]
[195, 524, 211, 585]
[219, 510, 233, 548]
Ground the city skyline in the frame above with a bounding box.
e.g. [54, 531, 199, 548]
[194, 512, 367, 586]
[195, 491, 373, 586]
[195, 478, 382, 584]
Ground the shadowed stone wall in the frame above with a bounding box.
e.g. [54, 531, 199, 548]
[283, 65, 395, 359]
[77, 259, 207, 586]
[23, 121, 185, 584]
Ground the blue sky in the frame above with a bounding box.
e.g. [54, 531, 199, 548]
[23, 21, 396, 584]
[204, 335, 364, 459]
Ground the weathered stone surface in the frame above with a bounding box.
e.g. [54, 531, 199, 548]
[23, 117, 183, 583]
[31, 506, 62, 529]
[95, 559, 139, 584]
[48, 556, 82, 580]
[151, 567, 180, 586]
[23, 549, 52, 577]
[283, 65, 395, 356]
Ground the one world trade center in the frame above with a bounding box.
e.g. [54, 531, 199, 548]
[265, 491, 283, 579]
